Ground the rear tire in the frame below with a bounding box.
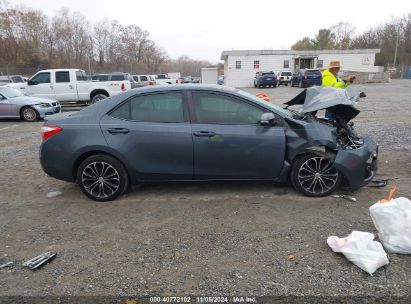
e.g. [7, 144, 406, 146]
[90, 93, 108, 105]
[290, 153, 341, 197]
[21, 106, 39, 122]
[77, 154, 129, 201]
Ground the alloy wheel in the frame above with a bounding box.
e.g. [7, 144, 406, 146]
[297, 156, 339, 195]
[81, 161, 120, 199]
[23, 108, 37, 121]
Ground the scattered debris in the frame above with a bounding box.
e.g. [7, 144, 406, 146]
[0, 261, 13, 269]
[71, 267, 89, 276]
[370, 187, 411, 254]
[368, 178, 393, 188]
[327, 231, 389, 275]
[46, 191, 62, 198]
[332, 194, 357, 202]
[287, 254, 295, 261]
[23, 252, 56, 270]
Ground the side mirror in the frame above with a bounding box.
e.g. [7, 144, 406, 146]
[0, 95, 6, 101]
[28, 79, 34, 86]
[260, 112, 276, 126]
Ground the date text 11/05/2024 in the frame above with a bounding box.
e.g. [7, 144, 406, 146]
[149, 296, 257, 303]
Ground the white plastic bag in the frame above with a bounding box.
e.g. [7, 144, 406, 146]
[327, 231, 389, 275]
[370, 197, 411, 254]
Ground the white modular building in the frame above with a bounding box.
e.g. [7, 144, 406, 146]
[221, 49, 382, 87]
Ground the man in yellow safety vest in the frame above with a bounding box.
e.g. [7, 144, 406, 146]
[322, 60, 355, 119]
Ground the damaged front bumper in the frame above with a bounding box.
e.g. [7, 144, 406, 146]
[333, 135, 378, 191]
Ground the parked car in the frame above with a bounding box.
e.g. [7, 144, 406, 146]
[0, 75, 27, 89]
[132, 75, 155, 87]
[254, 71, 278, 88]
[155, 74, 181, 85]
[0, 86, 60, 121]
[17, 69, 131, 104]
[182, 76, 194, 83]
[277, 71, 293, 86]
[291, 69, 322, 88]
[40, 85, 377, 201]
[218, 75, 224, 85]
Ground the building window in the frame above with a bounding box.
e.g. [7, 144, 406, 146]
[283, 60, 289, 69]
[254, 60, 260, 69]
[317, 60, 323, 68]
[235, 61, 241, 69]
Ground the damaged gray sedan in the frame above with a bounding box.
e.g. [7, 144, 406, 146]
[40, 85, 377, 201]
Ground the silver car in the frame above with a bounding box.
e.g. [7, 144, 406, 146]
[0, 87, 61, 121]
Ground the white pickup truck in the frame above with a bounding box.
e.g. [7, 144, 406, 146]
[16, 69, 131, 104]
[154, 74, 181, 85]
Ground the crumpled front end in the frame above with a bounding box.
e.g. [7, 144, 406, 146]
[334, 135, 378, 190]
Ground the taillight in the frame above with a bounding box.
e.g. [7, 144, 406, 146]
[41, 126, 63, 141]
[148, 81, 153, 85]
[121, 83, 125, 91]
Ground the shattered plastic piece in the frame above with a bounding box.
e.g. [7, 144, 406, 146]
[370, 189, 411, 254]
[23, 252, 56, 270]
[332, 194, 357, 202]
[47, 191, 62, 198]
[287, 254, 295, 261]
[0, 261, 13, 269]
[327, 231, 389, 275]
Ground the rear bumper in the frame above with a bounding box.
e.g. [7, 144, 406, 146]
[333, 136, 378, 190]
[302, 79, 322, 86]
[258, 79, 278, 85]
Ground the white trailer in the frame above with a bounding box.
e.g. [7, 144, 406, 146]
[201, 68, 218, 84]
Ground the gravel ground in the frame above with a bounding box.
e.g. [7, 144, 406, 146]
[0, 80, 410, 300]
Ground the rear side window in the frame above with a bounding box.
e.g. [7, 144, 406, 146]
[93, 75, 108, 81]
[140, 76, 148, 81]
[110, 92, 184, 123]
[56, 71, 70, 83]
[110, 75, 125, 81]
[11, 76, 23, 83]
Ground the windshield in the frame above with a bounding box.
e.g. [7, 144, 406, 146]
[236, 89, 292, 117]
[0, 87, 25, 98]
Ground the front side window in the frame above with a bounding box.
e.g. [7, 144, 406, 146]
[192, 92, 264, 125]
[76, 71, 87, 81]
[56, 71, 70, 83]
[110, 92, 184, 123]
[30, 72, 50, 85]
[140, 76, 148, 81]
[235, 61, 241, 69]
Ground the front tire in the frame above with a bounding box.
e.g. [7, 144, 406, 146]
[77, 154, 129, 201]
[21, 106, 39, 122]
[290, 154, 341, 197]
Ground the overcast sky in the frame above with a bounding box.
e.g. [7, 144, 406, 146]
[11, 0, 411, 62]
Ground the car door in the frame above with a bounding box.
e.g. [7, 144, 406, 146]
[53, 70, 78, 101]
[0, 94, 11, 117]
[25, 72, 53, 99]
[189, 91, 286, 180]
[100, 91, 193, 181]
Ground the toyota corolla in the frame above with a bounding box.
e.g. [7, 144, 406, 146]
[40, 85, 377, 201]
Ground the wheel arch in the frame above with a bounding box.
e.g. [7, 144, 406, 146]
[72, 150, 131, 183]
[89, 89, 109, 100]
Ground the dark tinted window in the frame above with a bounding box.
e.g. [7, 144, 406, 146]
[282, 72, 292, 76]
[56, 71, 70, 83]
[110, 92, 184, 123]
[76, 71, 88, 81]
[307, 70, 321, 75]
[192, 92, 264, 125]
[30, 72, 50, 84]
[92, 75, 109, 81]
[110, 74, 125, 81]
[140, 76, 148, 81]
[156, 74, 167, 79]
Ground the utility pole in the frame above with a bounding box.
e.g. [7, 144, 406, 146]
[393, 27, 400, 70]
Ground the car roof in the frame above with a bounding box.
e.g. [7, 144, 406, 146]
[127, 84, 237, 95]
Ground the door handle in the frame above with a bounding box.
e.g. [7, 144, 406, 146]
[193, 131, 216, 137]
[108, 128, 130, 134]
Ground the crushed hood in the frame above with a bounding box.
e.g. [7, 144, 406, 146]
[285, 86, 360, 122]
